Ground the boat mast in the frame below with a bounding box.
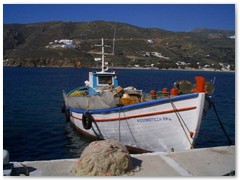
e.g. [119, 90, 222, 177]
[95, 38, 108, 73]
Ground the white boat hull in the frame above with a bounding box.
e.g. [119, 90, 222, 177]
[68, 93, 210, 152]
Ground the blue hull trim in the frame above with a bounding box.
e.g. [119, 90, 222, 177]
[69, 93, 199, 114]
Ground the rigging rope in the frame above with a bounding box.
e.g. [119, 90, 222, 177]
[212, 102, 233, 145]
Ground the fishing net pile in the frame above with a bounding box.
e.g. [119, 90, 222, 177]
[71, 139, 134, 176]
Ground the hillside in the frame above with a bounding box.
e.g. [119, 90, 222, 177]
[3, 21, 235, 70]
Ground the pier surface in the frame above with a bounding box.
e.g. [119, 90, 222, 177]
[10, 145, 235, 176]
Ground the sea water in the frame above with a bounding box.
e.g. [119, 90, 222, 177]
[3, 67, 235, 161]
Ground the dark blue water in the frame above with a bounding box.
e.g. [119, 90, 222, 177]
[3, 67, 235, 162]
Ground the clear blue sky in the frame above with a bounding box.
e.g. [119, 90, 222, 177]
[3, 4, 235, 32]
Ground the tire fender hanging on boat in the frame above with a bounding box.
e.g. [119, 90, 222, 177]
[61, 101, 66, 113]
[65, 108, 71, 122]
[82, 111, 93, 130]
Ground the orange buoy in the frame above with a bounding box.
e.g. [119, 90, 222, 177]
[170, 88, 179, 96]
[150, 90, 157, 100]
[162, 88, 168, 92]
[150, 90, 156, 95]
[193, 76, 206, 93]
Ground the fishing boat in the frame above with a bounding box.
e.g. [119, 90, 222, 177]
[62, 38, 214, 153]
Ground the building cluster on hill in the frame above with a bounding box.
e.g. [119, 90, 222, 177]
[174, 61, 232, 71]
[45, 39, 80, 49]
[139, 51, 170, 59]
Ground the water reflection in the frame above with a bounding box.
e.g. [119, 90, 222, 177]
[64, 123, 93, 158]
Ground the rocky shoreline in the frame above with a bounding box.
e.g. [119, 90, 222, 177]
[3, 63, 235, 73]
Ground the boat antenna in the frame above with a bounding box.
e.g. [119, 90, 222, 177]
[112, 23, 117, 55]
[211, 76, 216, 84]
[101, 38, 105, 72]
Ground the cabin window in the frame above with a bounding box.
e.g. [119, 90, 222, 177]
[98, 76, 113, 85]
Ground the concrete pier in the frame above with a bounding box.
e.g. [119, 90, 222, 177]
[8, 145, 235, 176]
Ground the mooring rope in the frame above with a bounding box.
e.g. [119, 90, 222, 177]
[168, 96, 194, 149]
[117, 106, 138, 145]
[169, 97, 191, 133]
[118, 106, 122, 142]
[122, 110, 138, 145]
[212, 102, 233, 145]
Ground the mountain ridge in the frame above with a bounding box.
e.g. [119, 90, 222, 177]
[3, 20, 235, 70]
